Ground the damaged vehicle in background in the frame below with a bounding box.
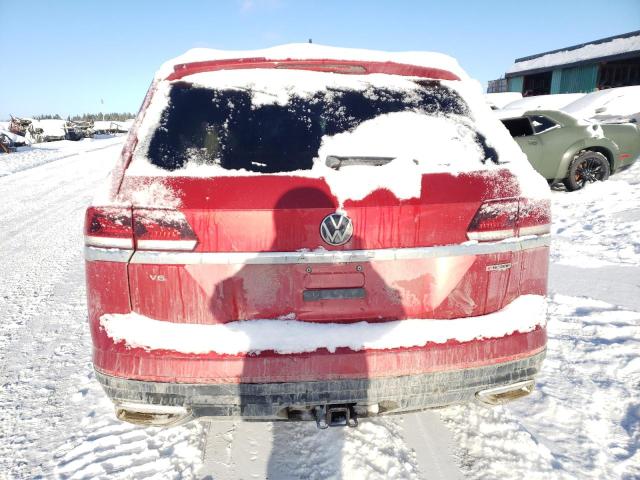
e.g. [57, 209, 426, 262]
[0, 132, 18, 153]
[9, 115, 32, 137]
[26, 119, 66, 143]
[0, 127, 28, 152]
[93, 120, 133, 135]
[84, 44, 551, 429]
[499, 108, 640, 191]
[66, 120, 95, 140]
[25, 119, 94, 143]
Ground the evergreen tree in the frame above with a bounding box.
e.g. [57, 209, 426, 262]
[30, 112, 135, 122]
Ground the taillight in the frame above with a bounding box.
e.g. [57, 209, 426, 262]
[517, 199, 551, 236]
[133, 209, 197, 251]
[467, 198, 551, 242]
[467, 199, 519, 241]
[84, 207, 134, 248]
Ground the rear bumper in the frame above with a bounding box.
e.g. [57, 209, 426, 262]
[95, 349, 545, 421]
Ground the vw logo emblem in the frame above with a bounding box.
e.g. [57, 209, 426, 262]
[320, 213, 353, 246]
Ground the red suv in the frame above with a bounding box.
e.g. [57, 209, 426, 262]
[84, 45, 550, 428]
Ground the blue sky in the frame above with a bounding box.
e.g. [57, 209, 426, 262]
[1, 0, 638, 119]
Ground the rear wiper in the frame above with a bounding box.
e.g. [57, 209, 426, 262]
[325, 155, 395, 170]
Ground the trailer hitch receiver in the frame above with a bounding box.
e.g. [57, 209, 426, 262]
[314, 404, 358, 429]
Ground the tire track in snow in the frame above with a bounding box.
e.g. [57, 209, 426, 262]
[0, 138, 204, 479]
[200, 417, 427, 479]
[440, 310, 640, 478]
[0, 140, 123, 477]
[437, 164, 640, 480]
[0, 142, 112, 369]
[2, 135, 638, 479]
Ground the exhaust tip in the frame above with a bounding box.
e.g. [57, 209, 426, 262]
[115, 402, 192, 427]
[476, 380, 535, 406]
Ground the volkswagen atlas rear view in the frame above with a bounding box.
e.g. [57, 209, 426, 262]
[84, 44, 551, 428]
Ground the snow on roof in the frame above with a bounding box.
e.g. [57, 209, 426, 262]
[502, 93, 585, 111]
[507, 33, 640, 75]
[0, 129, 26, 144]
[485, 92, 522, 109]
[495, 93, 586, 119]
[93, 121, 112, 130]
[495, 87, 640, 124]
[30, 119, 66, 136]
[562, 86, 640, 121]
[123, 45, 550, 203]
[129, 69, 549, 200]
[156, 43, 469, 80]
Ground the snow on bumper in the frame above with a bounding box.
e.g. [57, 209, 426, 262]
[93, 292, 547, 418]
[99, 294, 546, 355]
[93, 293, 548, 406]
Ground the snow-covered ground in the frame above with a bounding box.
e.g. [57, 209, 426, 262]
[0, 136, 638, 479]
[0, 135, 124, 177]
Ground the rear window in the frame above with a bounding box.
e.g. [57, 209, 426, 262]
[144, 77, 498, 173]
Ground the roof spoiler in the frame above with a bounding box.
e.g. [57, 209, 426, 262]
[166, 58, 460, 81]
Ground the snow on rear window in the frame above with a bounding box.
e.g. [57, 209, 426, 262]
[139, 74, 497, 174]
[126, 68, 550, 202]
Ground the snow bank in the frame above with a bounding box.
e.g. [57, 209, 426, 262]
[100, 294, 546, 355]
[442, 293, 640, 479]
[507, 34, 640, 74]
[551, 162, 640, 268]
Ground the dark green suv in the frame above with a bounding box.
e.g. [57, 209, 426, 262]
[500, 110, 640, 191]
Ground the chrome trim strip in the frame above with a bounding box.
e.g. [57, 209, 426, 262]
[127, 235, 550, 265]
[137, 239, 198, 250]
[519, 225, 551, 236]
[467, 229, 514, 242]
[85, 235, 134, 249]
[84, 246, 134, 263]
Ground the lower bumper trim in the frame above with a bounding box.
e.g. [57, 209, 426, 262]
[96, 350, 545, 422]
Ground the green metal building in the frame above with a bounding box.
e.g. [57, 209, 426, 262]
[499, 31, 640, 96]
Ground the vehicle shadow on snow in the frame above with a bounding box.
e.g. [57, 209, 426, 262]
[202, 187, 408, 479]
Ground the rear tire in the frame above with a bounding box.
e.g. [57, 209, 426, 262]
[563, 151, 610, 191]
